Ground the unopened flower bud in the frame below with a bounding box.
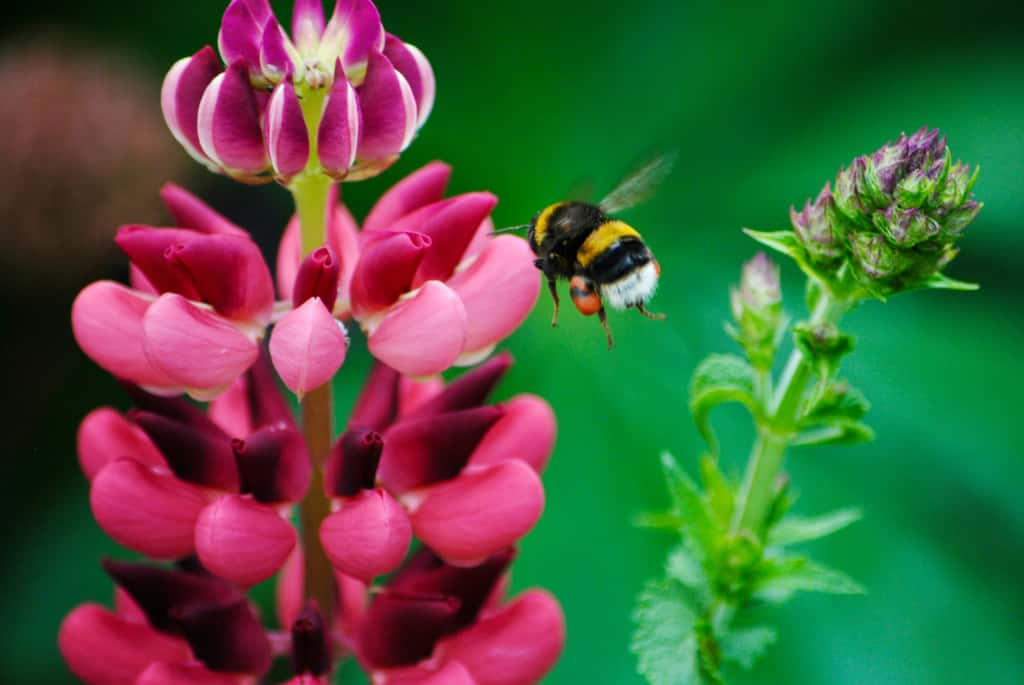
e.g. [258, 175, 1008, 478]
[790, 184, 843, 266]
[729, 253, 784, 369]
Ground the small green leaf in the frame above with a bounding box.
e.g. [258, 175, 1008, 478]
[690, 354, 758, 455]
[720, 626, 777, 670]
[921, 272, 979, 291]
[699, 455, 735, 529]
[633, 510, 686, 530]
[804, 381, 870, 423]
[632, 579, 712, 685]
[754, 556, 865, 602]
[660, 452, 716, 557]
[742, 229, 803, 258]
[792, 420, 875, 447]
[667, 545, 707, 591]
[767, 508, 862, 547]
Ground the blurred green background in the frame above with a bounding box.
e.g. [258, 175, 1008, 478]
[2, 1, 1023, 683]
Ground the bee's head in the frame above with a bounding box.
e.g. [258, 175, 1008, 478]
[599, 259, 660, 311]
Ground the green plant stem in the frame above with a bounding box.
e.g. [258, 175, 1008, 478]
[731, 286, 845, 535]
[289, 88, 337, 621]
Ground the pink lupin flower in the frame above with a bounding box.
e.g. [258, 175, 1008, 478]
[162, 0, 433, 182]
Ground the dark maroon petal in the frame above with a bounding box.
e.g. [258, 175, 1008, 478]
[232, 421, 310, 503]
[408, 352, 513, 417]
[174, 598, 272, 675]
[349, 231, 431, 317]
[411, 193, 498, 286]
[160, 183, 248, 237]
[115, 225, 206, 299]
[349, 361, 401, 431]
[102, 559, 241, 634]
[292, 604, 331, 676]
[378, 406, 504, 493]
[358, 591, 460, 668]
[122, 383, 226, 435]
[325, 427, 383, 497]
[390, 548, 514, 629]
[293, 245, 341, 310]
[131, 410, 240, 492]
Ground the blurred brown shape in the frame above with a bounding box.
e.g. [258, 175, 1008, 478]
[0, 34, 189, 293]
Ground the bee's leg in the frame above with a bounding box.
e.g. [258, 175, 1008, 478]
[636, 303, 666, 321]
[547, 276, 560, 327]
[598, 307, 614, 349]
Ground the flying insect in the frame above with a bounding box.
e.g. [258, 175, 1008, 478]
[501, 153, 675, 348]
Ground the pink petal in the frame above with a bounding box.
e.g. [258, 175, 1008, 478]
[407, 352, 512, 418]
[363, 161, 451, 234]
[143, 294, 260, 397]
[292, 245, 341, 310]
[209, 352, 296, 436]
[265, 81, 310, 181]
[321, 488, 411, 582]
[161, 46, 222, 169]
[276, 548, 369, 637]
[435, 591, 565, 685]
[350, 232, 431, 318]
[469, 395, 556, 473]
[380, 661, 478, 685]
[318, 62, 361, 178]
[71, 281, 179, 392]
[397, 376, 445, 417]
[218, 0, 263, 67]
[320, 0, 385, 81]
[90, 459, 208, 559]
[383, 35, 435, 128]
[195, 495, 297, 586]
[367, 281, 467, 377]
[131, 410, 240, 492]
[159, 184, 248, 237]
[446, 236, 540, 359]
[77, 407, 166, 481]
[259, 17, 298, 84]
[269, 298, 348, 397]
[59, 604, 192, 685]
[233, 421, 311, 503]
[411, 193, 498, 287]
[409, 460, 544, 567]
[348, 362, 401, 432]
[355, 52, 417, 164]
[292, 0, 326, 55]
[377, 407, 503, 494]
[136, 662, 246, 685]
[197, 61, 269, 176]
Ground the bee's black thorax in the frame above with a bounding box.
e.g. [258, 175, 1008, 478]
[528, 201, 607, 280]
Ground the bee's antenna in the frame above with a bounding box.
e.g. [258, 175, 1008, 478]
[490, 224, 530, 236]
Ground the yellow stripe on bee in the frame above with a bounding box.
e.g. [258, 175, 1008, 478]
[577, 220, 641, 267]
[532, 202, 566, 246]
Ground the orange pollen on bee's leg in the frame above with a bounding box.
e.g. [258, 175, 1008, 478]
[570, 275, 602, 316]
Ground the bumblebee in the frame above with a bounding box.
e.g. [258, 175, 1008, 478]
[524, 153, 675, 348]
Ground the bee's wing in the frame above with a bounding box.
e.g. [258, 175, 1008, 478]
[598, 151, 678, 215]
[565, 177, 595, 203]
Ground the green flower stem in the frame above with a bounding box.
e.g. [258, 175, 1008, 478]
[732, 286, 846, 535]
[290, 88, 337, 624]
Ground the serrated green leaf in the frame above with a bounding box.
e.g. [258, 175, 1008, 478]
[690, 354, 758, 455]
[767, 508, 862, 547]
[667, 545, 708, 591]
[754, 556, 865, 602]
[632, 579, 712, 685]
[720, 626, 777, 670]
[660, 452, 716, 557]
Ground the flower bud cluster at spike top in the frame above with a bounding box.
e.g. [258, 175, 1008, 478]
[62, 1, 563, 683]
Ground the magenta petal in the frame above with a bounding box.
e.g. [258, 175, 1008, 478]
[218, 0, 262, 67]
[162, 46, 222, 169]
[143, 294, 259, 396]
[349, 362, 401, 431]
[270, 298, 348, 397]
[136, 662, 245, 685]
[72, 281, 179, 392]
[197, 61, 269, 176]
[174, 599, 273, 676]
[350, 232, 430, 318]
[276, 193, 361, 306]
[260, 17, 297, 83]
[319, 65, 361, 178]
[59, 604, 191, 685]
[383, 35, 435, 128]
[325, 428, 383, 497]
[367, 281, 467, 377]
[398, 375, 444, 417]
[321, 488, 411, 582]
[382, 661, 478, 685]
[412, 193, 499, 286]
[293, 245, 341, 310]
[159, 184, 248, 237]
[77, 407, 166, 481]
[195, 495, 297, 586]
[130, 410, 239, 492]
[363, 161, 451, 234]
[355, 52, 417, 163]
[358, 592, 461, 669]
[435, 591, 565, 685]
[446, 236, 540, 358]
[210, 351, 297, 435]
[90, 459, 208, 559]
[409, 461, 544, 567]
[171, 235, 275, 325]
[292, 0, 326, 55]
[378, 407, 503, 493]
[265, 81, 309, 180]
[320, 0, 385, 80]
[469, 394, 556, 473]
[408, 352, 512, 417]
[233, 421, 311, 503]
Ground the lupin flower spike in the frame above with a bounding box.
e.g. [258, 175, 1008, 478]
[162, 0, 434, 183]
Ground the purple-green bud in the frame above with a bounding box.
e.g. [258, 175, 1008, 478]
[729, 253, 784, 369]
[790, 184, 844, 265]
